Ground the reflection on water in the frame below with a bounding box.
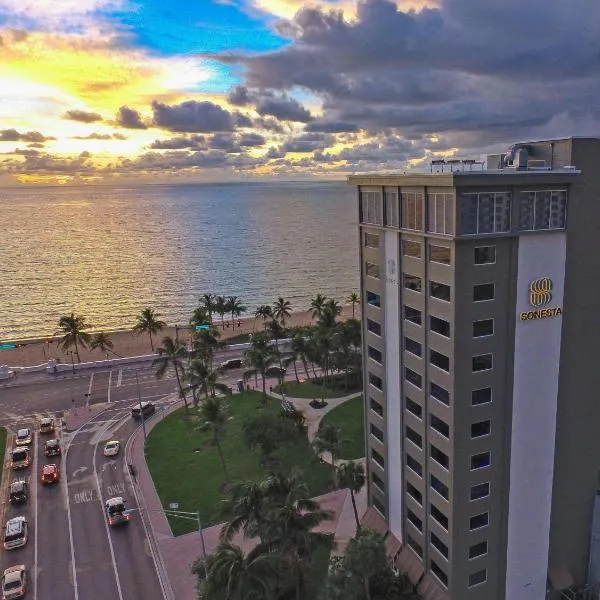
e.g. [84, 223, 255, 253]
[0, 181, 358, 340]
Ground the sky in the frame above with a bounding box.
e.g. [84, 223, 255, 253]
[1, 0, 599, 185]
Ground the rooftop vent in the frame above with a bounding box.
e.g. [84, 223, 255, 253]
[430, 159, 485, 173]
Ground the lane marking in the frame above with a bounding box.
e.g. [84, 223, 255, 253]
[33, 427, 39, 600]
[107, 370, 113, 403]
[117, 369, 123, 388]
[71, 467, 88, 478]
[106, 482, 126, 497]
[73, 490, 96, 504]
[86, 373, 94, 407]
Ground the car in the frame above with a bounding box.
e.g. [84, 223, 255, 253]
[3, 517, 28, 550]
[103, 440, 120, 457]
[131, 401, 155, 420]
[8, 482, 28, 506]
[1, 565, 27, 599]
[10, 449, 30, 471]
[39, 418, 54, 434]
[44, 439, 61, 457]
[40, 464, 60, 485]
[14, 429, 32, 447]
[105, 497, 130, 526]
[219, 358, 243, 369]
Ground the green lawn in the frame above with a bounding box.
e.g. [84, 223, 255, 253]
[275, 373, 362, 400]
[319, 395, 365, 460]
[146, 392, 334, 535]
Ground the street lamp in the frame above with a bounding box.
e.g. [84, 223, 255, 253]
[163, 508, 207, 560]
[135, 369, 147, 444]
[66, 350, 75, 374]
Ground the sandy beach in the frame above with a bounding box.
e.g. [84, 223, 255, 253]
[0, 306, 359, 368]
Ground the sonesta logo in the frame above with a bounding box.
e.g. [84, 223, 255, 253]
[519, 276, 562, 321]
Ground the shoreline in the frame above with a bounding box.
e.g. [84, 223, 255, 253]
[0, 306, 360, 368]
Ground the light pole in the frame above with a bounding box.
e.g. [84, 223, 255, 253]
[135, 369, 147, 444]
[67, 350, 75, 374]
[163, 509, 207, 560]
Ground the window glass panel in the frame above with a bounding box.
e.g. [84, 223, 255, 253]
[473, 283, 494, 301]
[430, 475, 449, 502]
[478, 193, 494, 234]
[372, 496, 386, 516]
[407, 481, 423, 504]
[430, 350, 450, 372]
[370, 423, 384, 443]
[402, 192, 424, 231]
[550, 190, 567, 228]
[535, 190, 551, 230]
[469, 512, 489, 531]
[469, 541, 488, 559]
[430, 560, 448, 587]
[430, 414, 450, 438]
[371, 448, 385, 468]
[430, 316, 450, 337]
[366, 291, 381, 307]
[473, 319, 494, 337]
[470, 482, 490, 501]
[370, 397, 383, 417]
[406, 397, 423, 419]
[470, 452, 490, 470]
[431, 532, 449, 559]
[435, 195, 445, 233]
[404, 274, 422, 292]
[372, 471, 385, 491]
[430, 445, 449, 469]
[404, 306, 422, 325]
[429, 244, 451, 265]
[407, 534, 423, 558]
[472, 354, 493, 372]
[367, 319, 382, 336]
[519, 191, 535, 230]
[430, 382, 450, 406]
[468, 569, 487, 587]
[407, 508, 423, 532]
[369, 373, 383, 390]
[430, 281, 451, 301]
[474, 246, 495, 265]
[406, 426, 423, 449]
[365, 262, 380, 278]
[402, 240, 422, 258]
[430, 503, 449, 529]
[461, 192, 512, 234]
[364, 232, 380, 248]
[385, 188, 399, 227]
[495, 192, 512, 232]
[471, 420, 491, 438]
[406, 454, 423, 477]
[460, 193, 478, 234]
[405, 337, 422, 357]
[368, 346, 383, 363]
[361, 190, 383, 225]
[405, 368, 422, 389]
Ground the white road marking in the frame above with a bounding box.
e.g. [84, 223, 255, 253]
[117, 369, 123, 388]
[71, 466, 88, 478]
[107, 370, 113, 403]
[73, 489, 96, 504]
[106, 482, 126, 497]
[86, 373, 94, 406]
[33, 426, 39, 600]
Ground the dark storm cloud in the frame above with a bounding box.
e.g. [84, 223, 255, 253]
[10, 151, 95, 174]
[238, 133, 266, 147]
[255, 94, 313, 123]
[151, 100, 251, 133]
[115, 106, 148, 130]
[0, 129, 55, 143]
[228, 85, 252, 106]
[63, 110, 103, 123]
[149, 135, 206, 150]
[305, 120, 359, 133]
[282, 132, 334, 153]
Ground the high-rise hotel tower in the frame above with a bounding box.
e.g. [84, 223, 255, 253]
[350, 137, 600, 600]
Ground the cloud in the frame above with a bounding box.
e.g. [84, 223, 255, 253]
[228, 85, 252, 107]
[239, 133, 266, 147]
[0, 129, 55, 142]
[0, 151, 95, 174]
[115, 106, 147, 129]
[305, 120, 359, 133]
[151, 100, 251, 133]
[255, 93, 313, 122]
[149, 135, 206, 150]
[63, 109, 103, 123]
[282, 132, 334, 152]
[72, 132, 128, 140]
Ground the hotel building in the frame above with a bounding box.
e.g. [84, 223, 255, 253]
[349, 137, 600, 600]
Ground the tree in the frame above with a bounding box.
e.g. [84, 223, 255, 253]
[344, 530, 388, 600]
[193, 327, 224, 369]
[190, 306, 209, 328]
[313, 424, 344, 465]
[310, 294, 327, 321]
[290, 331, 312, 380]
[318, 299, 342, 330]
[347, 292, 360, 320]
[133, 307, 166, 352]
[243, 412, 297, 466]
[198, 395, 230, 481]
[336, 462, 365, 532]
[272, 296, 292, 327]
[228, 296, 246, 325]
[214, 295, 227, 329]
[89, 332, 114, 359]
[243, 335, 279, 403]
[186, 359, 229, 407]
[220, 481, 267, 542]
[200, 293, 217, 323]
[254, 304, 273, 330]
[56, 313, 91, 363]
[153, 336, 188, 413]
[266, 318, 286, 374]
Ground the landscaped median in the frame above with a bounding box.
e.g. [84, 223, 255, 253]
[145, 391, 334, 536]
[274, 373, 362, 400]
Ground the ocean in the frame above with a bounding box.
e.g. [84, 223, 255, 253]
[0, 181, 359, 341]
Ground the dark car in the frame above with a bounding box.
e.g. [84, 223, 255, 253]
[8, 481, 28, 505]
[131, 401, 155, 420]
[219, 358, 243, 369]
[44, 439, 61, 457]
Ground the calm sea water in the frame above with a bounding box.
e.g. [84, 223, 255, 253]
[0, 181, 359, 341]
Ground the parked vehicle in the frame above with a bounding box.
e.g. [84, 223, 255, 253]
[8, 482, 28, 505]
[131, 402, 155, 420]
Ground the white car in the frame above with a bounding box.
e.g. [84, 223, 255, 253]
[2, 565, 27, 599]
[103, 440, 120, 457]
[14, 429, 32, 447]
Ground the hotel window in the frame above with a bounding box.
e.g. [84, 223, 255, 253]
[406, 397, 423, 419]
[372, 496, 386, 516]
[472, 387, 492, 406]
[406, 426, 423, 449]
[470, 482, 490, 501]
[427, 193, 454, 235]
[473, 283, 495, 302]
[372, 471, 385, 492]
[361, 189, 383, 225]
[471, 420, 491, 439]
[469, 569, 487, 588]
[519, 190, 567, 231]
[470, 452, 491, 471]
[369, 373, 383, 390]
[402, 191, 424, 230]
[469, 541, 488, 560]
[431, 532, 449, 559]
[406, 454, 423, 477]
[405, 367, 422, 389]
[474, 246, 496, 265]
[405, 337, 422, 357]
[430, 315, 450, 338]
[370, 397, 383, 417]
[430, 560, 448, 588]
[364, 232, 380, 248]
[370, 423, 384, 443]
[430, 382, 450, 406]
[371, 448, 385, 469]
[365, 262, 380, 278]
[407, 481, 423, 505]
[430, 503, 449, 529]
[430, 445, 449, 470]
[368, 346, 383, 364]
[473, 319, 494, 337]
[384, 187, 399, 227]
[430, 281, 451, 302]
[469, 512, 489, 531]
[366, 290, 381, 307]
[472, 354, 493, 372]
[407, 534, 423, 558]
[404, 306, 422, 325]
[402, 239, 422, 258]
[460, 192, 511, 234]
[430, 414, 450, 439]
[430, 474, 449, 502]
[430, 350, 450, 373]
[367, 319, 382, 336]
[404, 274, 422, 292]
[407, 508, 423, 532]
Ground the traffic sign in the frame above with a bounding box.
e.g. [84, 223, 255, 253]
[194, 324, 210, 331]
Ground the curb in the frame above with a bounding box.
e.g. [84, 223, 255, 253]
[0, 428, 14, 564]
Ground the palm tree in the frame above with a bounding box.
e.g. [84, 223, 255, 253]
[133, 307, 166, 352]
[290, 331, 311, 380]
[89, 332, 114, 359]
[228, 296, 246, 326]
[318, 299, 342, 330]
[243, 343, 278, 404]
[345, 530, 387, 600]
[254, 305, 273, 330]
[220, 482, 267, 542]
[56, 313, 91, 363]
[214, 295, 227, 330]
[347, 292, 360, 320]
[272, 297, 292, 327]
[153, 336, 188, 413]
[190, 305, 209, 328]
[310, 294, 327, 321]
[186, 359, 228, 407]
[313, 424, 344, 465]
[200, 293, 217, 323]
[198, 395, 230, 481]
[336, 462, 365, 532]
[193, 327, 223, 369]
[266, 318, 285, 374]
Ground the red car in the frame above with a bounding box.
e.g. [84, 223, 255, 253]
[41, 464, 60, 485]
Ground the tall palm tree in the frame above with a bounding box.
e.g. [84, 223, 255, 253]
[220, 482, 267, 542]
[309, 294, 327, 321]
[153, 336, 188, 413]
[89, 332, 114, 359]
[186, 359, 228, 407]
[243, 341, 278, 404]
[336, 462, 365, 532]
[190, 306, 209, 328]
[272, 297, 292, 327]
[313, 424, 344, 465]
[228, 296, 246, 325]
[193, 327, 223, 369]
[347, 292, 360, 320]
[266, 318, 285, 373]
[290, 331, 311, 380]
[200, 293, 217, 323]
[254, 305, 273, 330]
[56, 313, 91, 363]
[214, 295, 227, 330]
[198, 395, 230, 481]
[133, 307, 166, 352]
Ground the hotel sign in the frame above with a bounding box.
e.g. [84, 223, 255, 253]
[520, 276, 562, 321]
